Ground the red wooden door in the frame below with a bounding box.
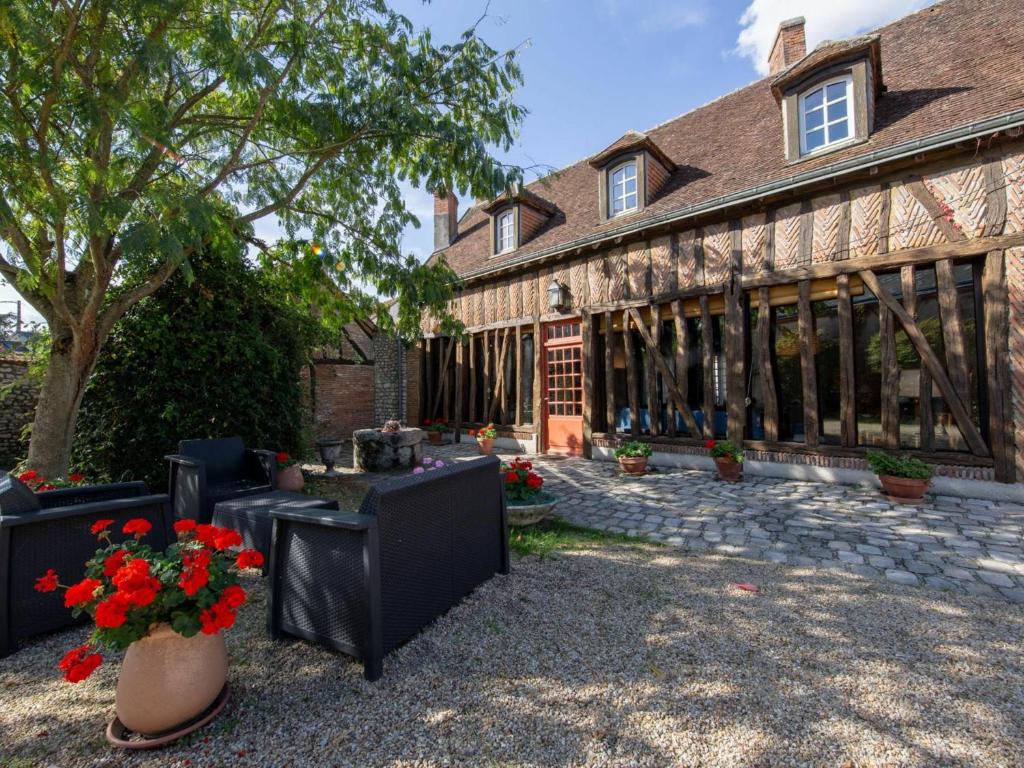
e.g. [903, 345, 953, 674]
[542, 320, 584, 456]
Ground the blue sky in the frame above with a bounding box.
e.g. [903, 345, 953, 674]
[1, 0, 934, 324]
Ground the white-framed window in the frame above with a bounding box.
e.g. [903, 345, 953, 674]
[609, 160, 638, 216]
[799, 75, 854, 156]
[496, 209, 515, 253]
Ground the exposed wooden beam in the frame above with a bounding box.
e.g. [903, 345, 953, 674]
[671, 299, 689, 436]
[433, 336, 455, 420]
[647, 307, 660, 436]
[879, 301, 900, 449]
[797, 280, 819, 448]
[859, 269, 988, 456]
[533, 318, 543, 440]
[700, 294, 715, 438]
[482, 330, 491, 423]
[624, 310, 640, 436]
[901, 266, 933, 451]
[425, 337, 434, 420]
[454, 340, 464, 441]
[725, 266, 746, 446]
[983, 250, 1015, 482]
[582, 313, 594, 458]
[906, 179, 967, 243]
[489, 328, 511, 423]
[836, 274, 857, 447]
[468, 334, 477, 423]
[515, 324, 523, 427]
[604, 310, 616, 434]
[983, 159, 1008, 237]
[934, 258, 972, 411]
[755, 287, 779, 442]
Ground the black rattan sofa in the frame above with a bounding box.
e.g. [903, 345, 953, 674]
[0, 472, 171, 657]
[166, 437, 277, 524]
[267, 456, 508, 681]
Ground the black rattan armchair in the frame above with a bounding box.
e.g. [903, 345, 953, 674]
[267, 456, 509, 681]
[0, 472, 171, 657]
[166, 437, 277, 524]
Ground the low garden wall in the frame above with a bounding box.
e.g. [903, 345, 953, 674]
[0, 354, 35, 468]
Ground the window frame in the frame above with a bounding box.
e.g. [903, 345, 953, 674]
[608, 159, 639, 218]
[798, 74, 855, 157]
[495, 208, 516, 254]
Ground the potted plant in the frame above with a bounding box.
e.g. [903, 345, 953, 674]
[614, 441, 652, 475]
[501, 458, 556, 525]
[472, 423, 497, 455]
[275, 451, 304, 491]
[706, 439, 743, 482]
[866, 449, 933, 501]
[33, 518, 262, 743]
[422, 419, 448, 446]
[315, 439, 345, 477]
[16, 468, 88, 492]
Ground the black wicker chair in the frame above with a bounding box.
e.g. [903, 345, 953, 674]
[267, 456, 509, 681]
[0, 472, 171, 657]
[166, 437, 277, 524]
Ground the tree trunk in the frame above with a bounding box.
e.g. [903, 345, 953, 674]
[25, 325, 98, 478]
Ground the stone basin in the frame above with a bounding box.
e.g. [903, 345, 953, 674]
[353, 428, 424, 472]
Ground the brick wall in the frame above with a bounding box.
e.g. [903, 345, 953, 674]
[0, 354, 36, 468]
[303, 362, 375, 441]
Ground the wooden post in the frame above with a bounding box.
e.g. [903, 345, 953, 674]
[983, 250, 1015, 481]
[424, 337, 434, 420]
[797, 280, 819, 447]
[418, 340, 427, 425]
[624, 311, 640, 436]
[755, 287, 779, 442]
[700, 295, 715, 438]
[534, 318, 543, 448]
[647, 307, 660, 436]
[935, 258, 972, 412]
[468, 334, 477, 424]
[725, 277, 745, 446]
[859, 269, 988, 456]
[671, 300, 688, 436]
[604, 311, 616, 434]
[902, 266, 933, 451]
[879, 302, 900, 449]
[582, 313, 594, 458]
[515, 324, 524, 427]
[482, 330, 491, 423]
[454, 340, 464, 442]
[837, 274, 856, 447]
[489, 328, 511, 423]
[433, 337, 454, 421]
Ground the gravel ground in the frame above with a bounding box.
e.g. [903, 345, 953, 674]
[2, 543, 1023, 768]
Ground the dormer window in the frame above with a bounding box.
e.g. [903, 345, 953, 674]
[799, 75, 853, 155]
[609, 160, 638, 216]
[496, 209, 515, 253]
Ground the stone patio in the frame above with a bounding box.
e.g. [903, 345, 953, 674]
[418, 442, 1024, 603]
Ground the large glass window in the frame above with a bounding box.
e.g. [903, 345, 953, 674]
[609, 161, 638, 216]
[496, 210, 515, 253]
[800, 75, 853, 155]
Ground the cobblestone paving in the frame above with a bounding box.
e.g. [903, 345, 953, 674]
[424, 443, 1024, 603]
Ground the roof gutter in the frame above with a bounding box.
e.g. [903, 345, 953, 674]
[456, 108, 1024, 282]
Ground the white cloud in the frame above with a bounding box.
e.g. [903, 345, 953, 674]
[735, 0, 934, 76]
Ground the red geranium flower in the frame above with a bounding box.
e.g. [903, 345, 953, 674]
[95, 594, 130, 628]
[179, 549, 212, 596]
[199, 598, 238, 635]
[68, 473, 85, 483]
[220, 584, 247, 609]
[467, 429, 477, 437]
[704, 439, 715, 450]
[173, 519, 197, 535]
[276, 451, 289, 463]
[64, 578, 103, 607]
[505, 470, 519, 484]
[37, 483, 56, 491]
[18, 469, 38, 482]
[90, 519, 114, 535]
[34, 569, 59, 593]
[213, 529, 243, 551]
[103, 549, 127, 577]
[235, 549, 264, 570]
[423, 419, 432, 426]
[526, 473, 543, 489]
[122, 518, 152, 537]
[59, 644, 102, 683]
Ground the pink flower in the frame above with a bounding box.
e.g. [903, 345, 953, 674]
[412, 467, 425, 475]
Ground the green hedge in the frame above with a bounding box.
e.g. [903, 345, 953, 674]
[73, 244, 319, 490]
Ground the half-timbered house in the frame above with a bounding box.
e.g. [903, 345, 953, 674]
[416, 0, 1024, 487]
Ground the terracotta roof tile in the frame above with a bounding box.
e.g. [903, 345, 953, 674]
[439, 0, 1024, 280]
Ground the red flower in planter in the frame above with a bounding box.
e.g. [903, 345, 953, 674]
[221, 584, 247, 609]
[423, 419, 432, 426]
[276, 451, 290, 463]
[64, 578, 103, 607]
[213, 529, 243, 551]
[68, 473, 85, 483]
[173, 519, 197, 535]
[704, 439, 715, 450]
[467, 429, 477, 437]
[179, 549, 212, 596]
[90, 519, 114, 536]
[35, 569, 59, 593]
[526, 473, 543, 489]
[235, 550, 264, 570]
[102, 550, 126, 577]
[505, 470, 519, 484]
[122, 518, 152, 537]
[112, 559, 161, 608]
[18, 469, 38, 482]
[59, 644, 102, 683]
[95, 594, 130, 628]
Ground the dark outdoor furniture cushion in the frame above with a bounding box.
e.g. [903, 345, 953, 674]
[167, 437, 277, 524]
[268, 456, 508, 681]
[1, 485, 171, 657]
[0, 472, 42, 516]
[212, 491, 339, 564]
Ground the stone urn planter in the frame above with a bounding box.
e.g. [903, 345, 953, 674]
[315, 438, 345, 477]
[877, 475, 930, 502]
[714, 457, 742, 482]
[507, 494, 558, 526]
[618, 456, 648, 475]
[477, 437, 494, 455]
[114, 623, 228, 737]
[276, 464, 304, 491]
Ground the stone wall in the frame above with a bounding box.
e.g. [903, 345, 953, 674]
[372, 335, 404, 426]
[0, 354, 36, 468]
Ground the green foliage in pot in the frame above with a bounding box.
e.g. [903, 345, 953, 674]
[706, 439, 743, 463]
[614, 441, 652, 459]
[72, 245, 319, 490]
[865, 449, 933, 480]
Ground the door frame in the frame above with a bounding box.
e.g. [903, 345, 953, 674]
[541, 318, 584, 455]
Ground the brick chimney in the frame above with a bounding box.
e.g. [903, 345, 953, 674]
[768, 17, 806, 75]
[433, 189, 458, 251]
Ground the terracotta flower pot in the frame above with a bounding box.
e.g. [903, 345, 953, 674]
[619, 456, 648, 475]
[428, 432, 443, 446]
[477, 437, 494, 455]
[714, 457, 742, 482]
[116, 623, 227, 736]
[878, 474, 930, 501]
[276, 464, 304, 492]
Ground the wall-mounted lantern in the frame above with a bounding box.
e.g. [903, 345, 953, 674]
[547, 279, 570, 312]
